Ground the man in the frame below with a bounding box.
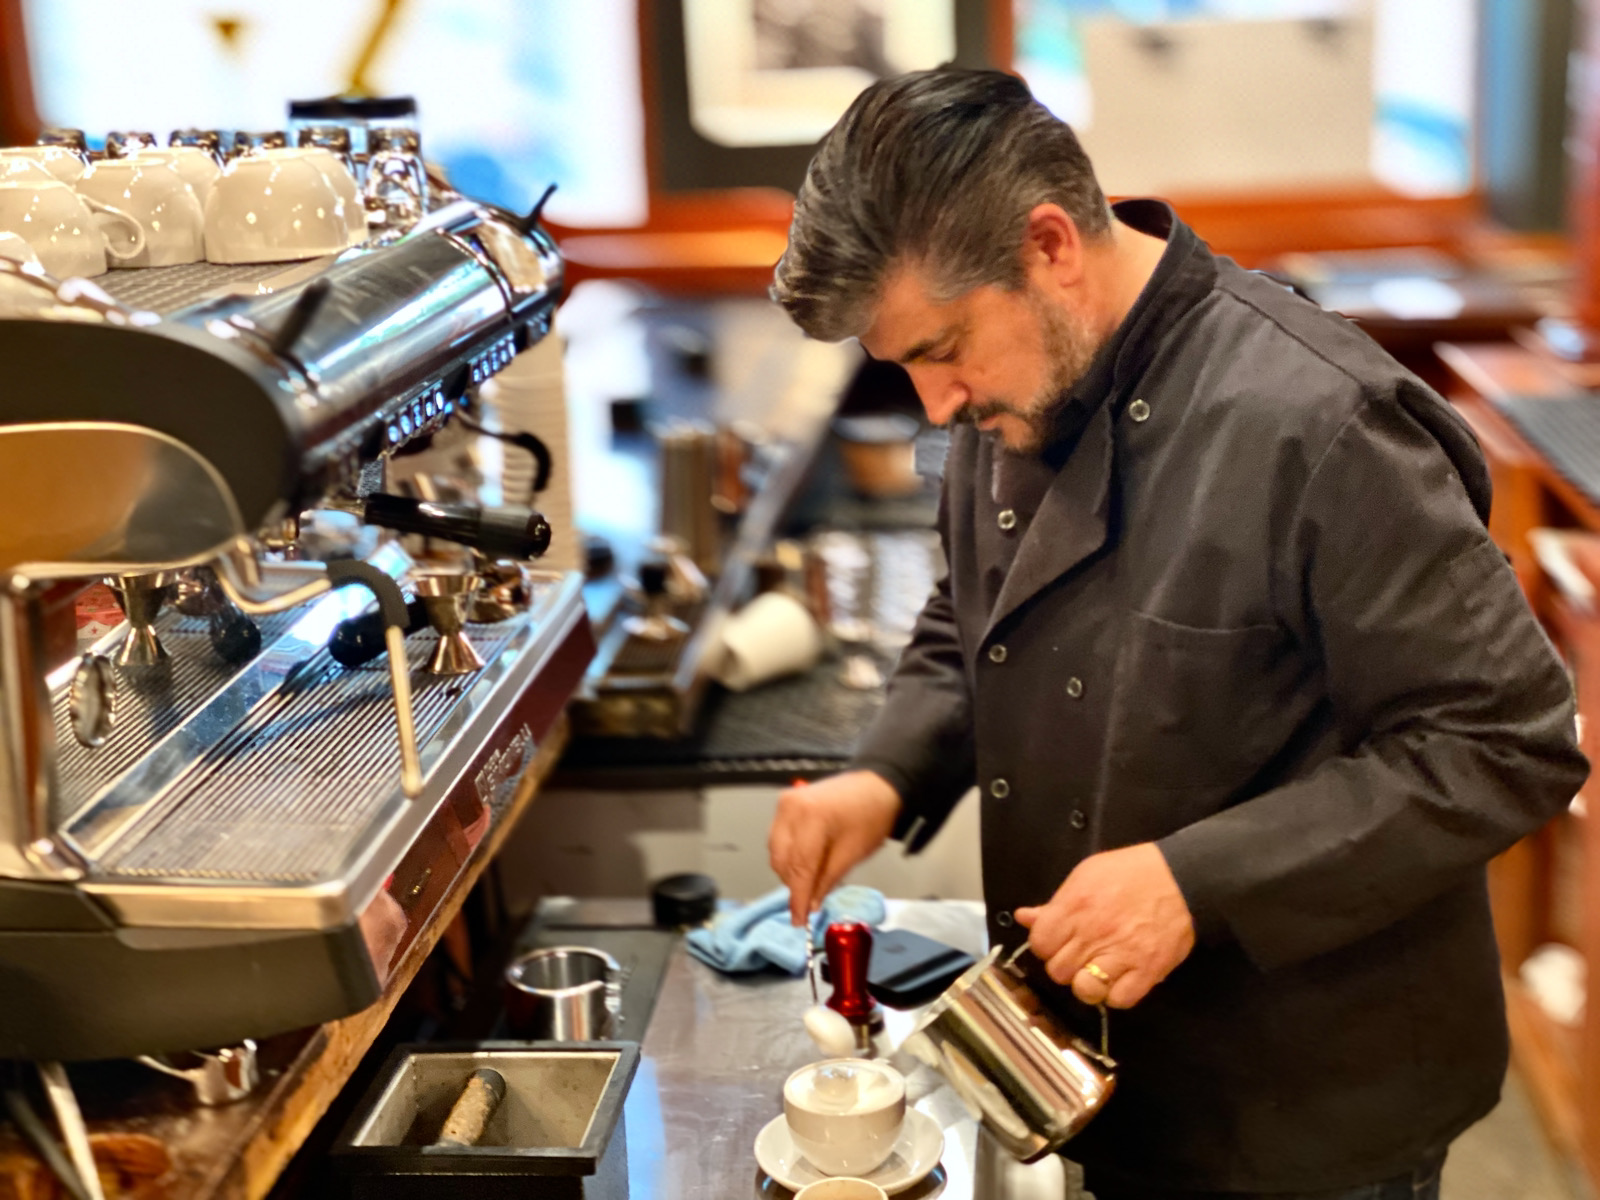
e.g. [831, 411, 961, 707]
[766, 67, 1589, 1199]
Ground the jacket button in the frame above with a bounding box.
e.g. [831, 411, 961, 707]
[998, 508, 1018, 531]
[988, 644, 1007, 664]
[990, 778, 1010, 799]
[995, 910, 1014, 928]
[1069, 810, 1087, 830]
[1128, 398, 1151, 423]
[1065, 677, 1084, 699]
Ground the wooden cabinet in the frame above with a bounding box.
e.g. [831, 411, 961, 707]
[1437, 340, 1600, 1185]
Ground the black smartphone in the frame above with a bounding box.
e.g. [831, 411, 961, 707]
[821, 926, 977, 1009]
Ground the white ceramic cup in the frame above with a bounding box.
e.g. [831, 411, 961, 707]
[0, 180, 144, 278]
[795, 1180, 890, 1200]
[0, 145, 86, 184]
[712, 590, 824, 692]
[204, 148, 349, 264]
[295, 147, 367, 246]
[0, 156, 56, 185]
[783, 1059, 907, 1178]
[0, 230, 40, 268]
[130, 146, 221, 206]
[76, 158, 204, 267]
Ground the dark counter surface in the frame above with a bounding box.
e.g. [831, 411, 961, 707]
[619, 899, 1078, 1199]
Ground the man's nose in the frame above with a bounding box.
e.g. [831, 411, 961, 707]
[910, 368, 969, 426]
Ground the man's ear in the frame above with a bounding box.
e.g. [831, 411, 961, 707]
[1021, 204, 1085, 289]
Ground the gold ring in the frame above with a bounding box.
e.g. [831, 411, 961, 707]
[1083, 962, 1112, 985]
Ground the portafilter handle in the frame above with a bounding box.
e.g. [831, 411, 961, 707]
[329, 596, 429, 668]
[361, 494, 552, 560]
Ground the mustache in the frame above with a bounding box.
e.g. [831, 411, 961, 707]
[950, 401, 1011, 427]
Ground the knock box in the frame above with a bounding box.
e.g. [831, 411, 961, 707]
[333, 1042, 639, 1199]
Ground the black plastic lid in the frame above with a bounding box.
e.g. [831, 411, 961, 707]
[650, 873, 718, 928]
[289, 95, 417, 122]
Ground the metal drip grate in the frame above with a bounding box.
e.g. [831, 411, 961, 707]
[96, 624, 516, 884]
[94, 259, 329, 317]
[50, 611, 302, 827]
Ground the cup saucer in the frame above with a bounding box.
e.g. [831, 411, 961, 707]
[755, 1108, 944, 1195]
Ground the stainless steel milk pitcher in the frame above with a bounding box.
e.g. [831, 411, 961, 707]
[902, 944, 1116, 1162]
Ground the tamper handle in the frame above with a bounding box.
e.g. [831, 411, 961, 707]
[825, 921, 880, 1030]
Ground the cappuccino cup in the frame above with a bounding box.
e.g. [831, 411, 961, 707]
[0, 180, 143, 277]
[76, 158, 204, 267]
[205, 148, 349, 264]
[795, 1181, 890, 1200]
[0, 231, 40, 268]
[783, 1058, 906, 1177]
[130, 146, 222, 206]
[0, 146, 85, 184]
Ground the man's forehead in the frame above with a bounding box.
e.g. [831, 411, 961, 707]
[860, 266, 960, 362]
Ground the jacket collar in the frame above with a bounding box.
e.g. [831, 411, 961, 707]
[982, 201, 1218, 639]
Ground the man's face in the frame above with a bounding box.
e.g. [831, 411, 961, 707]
[860, 265, 1102, 454]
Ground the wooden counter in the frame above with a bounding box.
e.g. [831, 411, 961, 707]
[0, 717, 570, 1200]
[1434, 338, 1600, 1192]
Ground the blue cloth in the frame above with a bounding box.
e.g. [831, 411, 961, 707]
[684, 886, 887, 975]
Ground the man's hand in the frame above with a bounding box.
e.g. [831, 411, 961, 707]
[1014, 843, 1196, 1009]
[769, 771, 902, 926]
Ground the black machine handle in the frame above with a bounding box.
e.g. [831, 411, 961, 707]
[329, 596, 429, 668]
[361, 494, 552, 560]
[270, 277, 333, 358]
[523, 182, 557, 232]
[208, 603, 263, 665]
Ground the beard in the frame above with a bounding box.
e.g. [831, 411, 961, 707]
[952, 290, 1102, 456]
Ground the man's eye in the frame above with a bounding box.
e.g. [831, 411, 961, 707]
[927, 345, 958, 364]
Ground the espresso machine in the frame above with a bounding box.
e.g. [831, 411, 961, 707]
[0, 194, 594, 1062]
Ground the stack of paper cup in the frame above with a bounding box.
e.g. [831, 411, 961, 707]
[477, 334, 578, 572]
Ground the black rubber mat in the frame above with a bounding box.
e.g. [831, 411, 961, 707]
[1490, 392, 1600, 507]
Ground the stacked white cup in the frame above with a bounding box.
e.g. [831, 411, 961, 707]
[477, 333, 579, 572]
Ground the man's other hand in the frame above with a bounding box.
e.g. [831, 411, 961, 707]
[1014, 843, 1196, 1009]
[769, 771, 902, 927]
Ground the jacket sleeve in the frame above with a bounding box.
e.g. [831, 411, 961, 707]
[851, 487, 977, 849]
[1157, 387, 1588, 971]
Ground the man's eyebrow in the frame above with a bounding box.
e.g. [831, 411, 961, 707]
[895, 324, 960, 365]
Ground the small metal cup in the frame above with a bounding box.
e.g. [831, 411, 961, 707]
[902, 945, 1116, 1163]
[504, 946, 623, 1041]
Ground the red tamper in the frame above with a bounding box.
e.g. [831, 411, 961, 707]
[824, 920, 883, 1036]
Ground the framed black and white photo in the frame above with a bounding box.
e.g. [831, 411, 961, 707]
[648, 0, 996, 193]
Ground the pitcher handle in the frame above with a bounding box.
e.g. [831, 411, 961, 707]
[80, 197, 145, 262]
[1003, 942, 1113, 1064]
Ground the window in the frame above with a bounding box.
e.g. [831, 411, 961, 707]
[1013, 0, 1474, 197]
[21, 0, 649, 226]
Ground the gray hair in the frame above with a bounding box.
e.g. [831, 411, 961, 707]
[771, 68, 1112, 342]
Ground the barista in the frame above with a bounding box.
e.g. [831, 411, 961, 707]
[766, 68, 1588, 1200]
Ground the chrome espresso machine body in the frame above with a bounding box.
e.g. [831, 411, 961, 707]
[0, 199, 593, 1060]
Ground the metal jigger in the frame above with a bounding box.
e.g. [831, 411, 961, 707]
[111, 572, 179, 667]
[468, 557, 535, 624]
[413, 571, 485, 675]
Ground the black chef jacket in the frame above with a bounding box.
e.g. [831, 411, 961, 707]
[852, 200, 1589, 1192]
